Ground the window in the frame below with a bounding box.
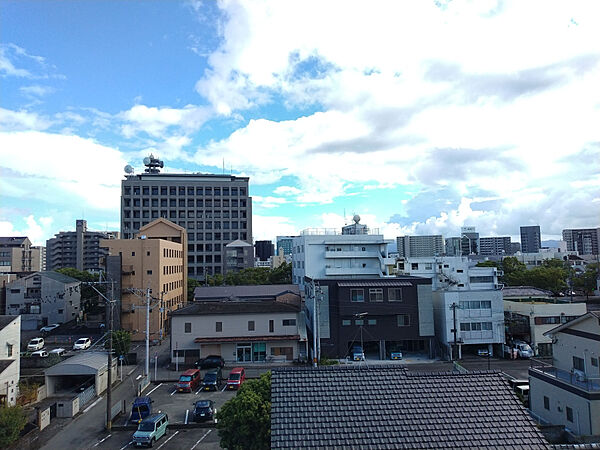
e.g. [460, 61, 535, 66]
[368, 319, 377, 325]
[566, 406, 573, 423]
[471, 322, 482, 331]
[592, 357, 599, 367]
[411, 263, 418, 270]
[397, 314, 410, 327]
[7, 343, 13, 357]
[369, 289, 383, 302]
[146, 270, 152, 275]
[460, 323, 470, 331]
[543, 396, 550, 410]
[216, 322, 222, 332]
[573, 356, 585, 371]
[355, 319, 364, 325]
[248, 321, 255, 331]
[350, 289, 364, 302]
[342, 320, 351, 326]
[282, 319, 296, 326]
[269, 320, 274, 333]
[184, 322, 191, 333]
[132, 252, 136, 256]
[388, 288, 402, 301]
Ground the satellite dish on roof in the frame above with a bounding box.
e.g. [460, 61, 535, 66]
[143, 157, 151, 166]
[353, 214, 361, 224]
[124, 164, 134, 174]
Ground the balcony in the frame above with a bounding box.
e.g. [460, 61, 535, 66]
[325, 250, 380, 258]
[325, 266, 381, 276]
[529, 359, 600, 393]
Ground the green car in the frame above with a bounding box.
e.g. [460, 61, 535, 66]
[132, 413, 169, 447]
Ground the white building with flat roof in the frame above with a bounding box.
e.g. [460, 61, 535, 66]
[0, 315, 20, 406]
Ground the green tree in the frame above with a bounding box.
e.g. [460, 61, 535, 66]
[106, 330, 131, 357]
[500, 257, 527, 286]
[0, 405, 28, 447]
[217, 371, 271, 450]
[574, 263, 599, 299]
[205, 264, 292, 287]
[475, 261, 498, 268]
[187, 278, 203, 301]
[56, 268, 101, 312]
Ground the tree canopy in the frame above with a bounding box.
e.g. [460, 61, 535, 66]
[0, 405, 27, 447]
[217, 371, 271, 450]
[499, 257, 571, 294]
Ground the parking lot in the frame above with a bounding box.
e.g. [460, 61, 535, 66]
[94, 380, 237, 449]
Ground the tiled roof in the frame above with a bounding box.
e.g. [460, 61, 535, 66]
[38, 271, 80, 284]
[271, 366, 550, 449]
[172, 299, 300, 316]
[193, 284, 300, 300]
[502, 286, 553, 298]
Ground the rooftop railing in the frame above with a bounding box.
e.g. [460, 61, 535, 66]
[530, 358, 600, 392]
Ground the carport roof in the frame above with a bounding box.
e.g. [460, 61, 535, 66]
[45, 352, 110, 376]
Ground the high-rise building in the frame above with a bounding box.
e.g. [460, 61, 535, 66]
[46, 220, 119, 272]
[276, 236, 295, 256]
[445, 237, 461, 256]
[397, 235, 444, 258]
[520, 225, 541, 253]
[120, 155, 252, 279]
[479, 237, 512, 256]
[254, 240, 274, 261]
[461, 227, 480, 256]
[562, 228, 600, 255]
[0, 237, 43, 273]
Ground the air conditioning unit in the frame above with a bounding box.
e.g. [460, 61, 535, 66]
[573, 369, 586, 382]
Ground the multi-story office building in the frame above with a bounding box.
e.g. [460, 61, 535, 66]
[0, 237, 43, 273]
[461, 227, 480, 255]
[276, 236, 295, 256]
[397, 256, 504, 359]
[562, 228, 600, 255]
[291, 217, 395, 291]
[46, 220, 119, 272]
[102, 218, 186, 341]
[396, 235, 444, 258]
[520, 225, 541, 253]
[529, 311, 600, 436]
[445, 237, 461, 256]
[254, 240, 274, 261]
[120, 155, 252, 279]
[479, 236, 512, 256]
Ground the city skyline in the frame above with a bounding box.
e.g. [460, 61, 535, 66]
[1, 1, 599, 246]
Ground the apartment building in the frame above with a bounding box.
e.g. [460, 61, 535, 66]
[292, 217, 395, 291]
[0, 236, 43, 273]
[562, 228, 600, 255]
[46, 220, 119, 272]
[102, 218, 186, 341]
[276, 236, 295, 256]
[529, 311, 600, 436]
[461, 227, 480, 256]
[121, 155, 252, 279]
[5, 271, 81, 330]
[396, 235, 444, 258]
[0, 315, 20, 406]
[397, 256, 504, 359]
[520, 225, 542, 253]
[479, 236, 512, 256]
[445, 237, 461, 256]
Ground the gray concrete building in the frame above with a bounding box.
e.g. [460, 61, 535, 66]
[121, 155, 252, 279]
[461, 227, 480, 256]
[479, 236, 512, 256]
[562, 228, 600, 255]
[0, 236, 44, 274]
[445, 237, 461, 256]
[520, 225, 541, 253]
[46, 220, 119, 272]
[396, 235, 444, 258]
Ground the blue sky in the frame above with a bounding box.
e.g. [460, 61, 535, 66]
[1, 0, 599, 246]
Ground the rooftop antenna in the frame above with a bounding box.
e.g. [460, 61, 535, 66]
[222, 158, 225, 175]
[344, 208, 347, 225]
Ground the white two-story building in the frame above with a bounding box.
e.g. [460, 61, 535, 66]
[0, 315, 20, 406]
[396, 256, 504, 359]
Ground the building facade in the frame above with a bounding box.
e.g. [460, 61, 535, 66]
[479, 236, 512, 256]
[46, 220, 119, 272]
[520, 225, 542, 253]
[276, 236, 295, 256]
[396, 235, 444, 258]
[562, 228, 600, 255]
[396, 256, 504, 358]
[5, 271, 81, 330]
[0, 315, 20, 406]
[171, 285, 306, 365]
[460, 227, 480, 256]
[254, 240, 274, 261]
[0, 237, 43, 274]
[102, 218, 186, 341]
[120, 156, 252, 279]
[529, 311, 600, 436]
[445, 237, 461, 256]
[224, 239, 254, 274]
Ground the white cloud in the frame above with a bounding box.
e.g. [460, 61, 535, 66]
[0, 215, 54, 246]
[19, 85, 55, 97]
[119, 104, 212, 139]
[252, 215, 298, 242]
[252, 196, 288, 208]
[0, 108, 53, 131]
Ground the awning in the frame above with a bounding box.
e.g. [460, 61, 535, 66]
[194, 335, 301, 344]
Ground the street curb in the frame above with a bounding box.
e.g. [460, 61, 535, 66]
[111, 423, 216, 431]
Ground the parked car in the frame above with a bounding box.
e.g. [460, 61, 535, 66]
[477, 348, 490, 357]
[176, 369, 201, 393]
[195, 355, 225, 370]
[192, 400, 215, 422]
[390, 352, 403, 360]
[350, 345, 365, 361]
[226, 367, 246, 390]
[31, 349, 48, 358]
[201, 368, 223, 391]
[27, 338, 45, 351]
[132, 413, 168, 448]
[129, 397, 153, 424]
[40, 323, 60, 333]
[73, 337, 91, 350]
[514, 342, 534, 358]
[49, 348, 66, 356]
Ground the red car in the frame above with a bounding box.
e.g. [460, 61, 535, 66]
[176, 369, 201, 393]
[226, 367, 246, 390]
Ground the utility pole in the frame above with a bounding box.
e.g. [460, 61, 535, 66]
[106, 281, 114, 431]
[315, 283, 322, 362]
[312, 281, 318, 367]
[145, 287, 150, 378]
[450, 302, 458, 361]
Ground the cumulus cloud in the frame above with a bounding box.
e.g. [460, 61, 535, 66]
[252, 215, 298, 242]
[119, 104, 212, 139]
[0, 215, 54, 246]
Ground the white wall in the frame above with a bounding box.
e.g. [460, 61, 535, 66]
[0, 316, 20, 405]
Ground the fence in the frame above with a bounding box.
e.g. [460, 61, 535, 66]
[77, 385, 96, 407]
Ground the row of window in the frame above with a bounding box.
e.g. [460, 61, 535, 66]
[459, 322, 493, 331]
[459, 301, 492, 310]
[534, 315, 579, 325]
[188, 255, 221, 263]
[350, 288, 403, 302]
[124, 216, 247, 227]
[184, 318, 296, 333]
[543, 396, 575, 423]
[188, 266, 221, 275]
[162, 265, 183, 275]
[341, 314, 411, 327]
[123, 198, 248, 208]
[124, 186, 247, 196]
[123, 208, 247, 221]
[162, 279, 183, 293]
[163, 248, 182, 258]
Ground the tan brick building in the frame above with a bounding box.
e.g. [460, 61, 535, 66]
[102, 218, 187, 341]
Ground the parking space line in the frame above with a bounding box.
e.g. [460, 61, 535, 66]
[170, 389, 177, 396]
[221, 384, 227, 392]
[118, 441, 132, 450]
[146, 382, 162, 396]
[190, 430, 212, 450]
[185, 409, 189, 424]
[84, 397, 104, 414]
[93, 434, 111, 447]
[156, 430, 179, 449]
[136, 374, 142, 380]
[195, 388, 201, 395]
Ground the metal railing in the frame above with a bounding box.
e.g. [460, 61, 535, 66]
[530, 358, 600, 392]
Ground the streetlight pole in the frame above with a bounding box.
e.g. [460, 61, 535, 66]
[145, 287, 150, 379]
[106, 281, 114, 431]
[312, 281, 318, 367]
